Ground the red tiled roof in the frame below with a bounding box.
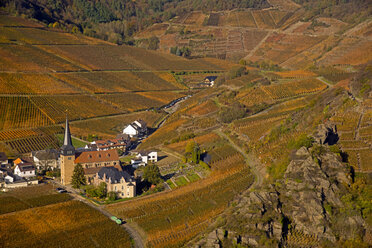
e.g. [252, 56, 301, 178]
[74, 150, 119, 164]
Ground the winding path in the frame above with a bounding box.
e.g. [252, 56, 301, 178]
[214, 129, 265, 189]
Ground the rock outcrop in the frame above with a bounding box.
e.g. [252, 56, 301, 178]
[193, 146, 368, 247]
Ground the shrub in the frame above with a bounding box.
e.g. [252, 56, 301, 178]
[288, 134, 314, 149]
[219, 102, 247, 123]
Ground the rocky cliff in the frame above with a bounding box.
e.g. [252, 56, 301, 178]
[193, 145, 370, 247]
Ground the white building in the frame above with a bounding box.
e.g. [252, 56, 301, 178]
[32, 149, 60, 170]
[14, 164, 36, 178]
[123, 120, 147, 137]
[130, 151, 158, 168]
[138, 151, 158, 164]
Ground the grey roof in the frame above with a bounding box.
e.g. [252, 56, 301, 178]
[98, 167, 132, 183]
[61, 117, 75, 155]
[205, 76, 218, 81]
[33, 149, 59, 160]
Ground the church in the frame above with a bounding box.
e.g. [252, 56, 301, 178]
[60, 118, 136, 198]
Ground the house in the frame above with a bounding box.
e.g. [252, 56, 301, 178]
[130, 151, 158, 168]
[0, 171, 28, 188]
[203, 76, 218, 87]
[32, 149, 60, 170]
[93, 166, 136, 198]
[86, 135, 131, 152]
[0, 152, 8, 165]
[14, 163, 36, 178]
[130, 158, 146, 168]
[137, 151, 158, 164]
[123, 120, 147, 137]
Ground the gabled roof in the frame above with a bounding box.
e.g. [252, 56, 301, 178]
[74, 149, 119, 164]
[204, 76, 218, 81]
[134, 119, 146, 128]
[13, 157, 33, 165]
[17, 164, 35, 172]
[97, 167, 132, 184]
[137, 150, 157, 156]
[33, 149, 59, 160]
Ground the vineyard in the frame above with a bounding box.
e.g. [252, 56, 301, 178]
[0, 26, 92, 45]
[166, 133, 221, 154]
[249, 33, 325, 65]
[0, 96, 53, 130]
[329, 104, 372, 172]
[106, 153, 253, 248]
[1, 15, 230, 154]
[237, 78, 326, 107]
[139, 119, 187, 149]
[0, 73, 79, 95]
[39, 44, 223, 71]
[0, 44, 83, 72]
[0, 184, 71, 214]
[186, 100, 218, 116]
[0, 200, 132, 248]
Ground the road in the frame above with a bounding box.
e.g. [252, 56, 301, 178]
[53, 181, 145, 248]
[214, 129, 265, 189]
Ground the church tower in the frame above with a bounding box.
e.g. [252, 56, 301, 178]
[60, 117, 75, 185]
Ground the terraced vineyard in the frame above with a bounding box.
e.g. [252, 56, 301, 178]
[106, 153, 253, 248]
[237, 78, 327, 107]
[330, 100, 372, 172]
[0, 14, 230, 154]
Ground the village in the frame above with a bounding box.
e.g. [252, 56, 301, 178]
[0, 118, 161, 199]
[0, 108, 210, 202]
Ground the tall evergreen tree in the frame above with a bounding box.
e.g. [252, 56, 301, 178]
[71, 163, 86, 189]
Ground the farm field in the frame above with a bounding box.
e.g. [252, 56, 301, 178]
[0, 184, 72, 215]
[0, 200, 132, 248]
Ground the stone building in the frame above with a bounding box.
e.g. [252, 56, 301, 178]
[93, 166, 136, 198]
[60, 117, 121, 186]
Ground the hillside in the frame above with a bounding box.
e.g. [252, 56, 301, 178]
[0, 2, 371, 248]
[135, 0, 372, 69]
[0, 13, 236, 156]
[103, 61, 371, 247]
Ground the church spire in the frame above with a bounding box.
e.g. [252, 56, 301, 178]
[61, 116, 75, 156]
[63, 117, 73, 147]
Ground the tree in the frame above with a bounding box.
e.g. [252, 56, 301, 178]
[96, 182, 107, 198]
[108, 191, 117, 201]
[191, 144, 201, 164]
[143, 164, 162, 185]
[184, 141, 201, 163]
[71, 163, 86, 189]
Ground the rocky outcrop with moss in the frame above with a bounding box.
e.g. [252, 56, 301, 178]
[192, 145, 370, 247]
